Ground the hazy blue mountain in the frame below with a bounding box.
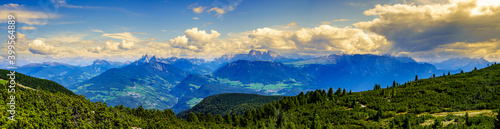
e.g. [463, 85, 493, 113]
[213, 60, 312, 84]
[70, 61, 190, 109]
[54, 59, 128, 86]
[15, 60, 127, 87]
[209, 50, 304, 68]
[294, 54, 445, 91]
[16, 62, 78, 80]
[137, 54, 213, 74]
[432, 57, 490, 72]
[170, 60, 312, 113]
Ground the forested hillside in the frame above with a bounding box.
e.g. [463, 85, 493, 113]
[1, 62, 500, 128]
[177, 93, 283, 119]
[0, 69, 75, 95]
[184, 63, 500, 128]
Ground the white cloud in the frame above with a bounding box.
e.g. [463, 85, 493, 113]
[189, 0, 242, 19]
[46, 34, 85, 43]
[119, 39, 135, 50]
[102, 32, 140, 42]
[398, 39, 500, 62]
[29, 39, 57, 55]
[104, 41, 120, 51]
[91, 29, 104, 33]
[354, 0, 500, 52]
[87, 46, 102, 53]
[184, 27, 221, 43]
[20, 26, 37, 30]
[0, 3, 60, 25]
[286, 22, 298, 27]
[193, 17, 199, 20]
[248, 25, 392, 54]
[51, 0, 84, 8]
[133, 32, 147, 35]
[333, 19, 350, 22]
[191, 6, 206, 14]
[208, 7, 225, 18]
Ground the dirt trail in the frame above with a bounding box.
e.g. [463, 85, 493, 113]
[0, 79, 36, 91]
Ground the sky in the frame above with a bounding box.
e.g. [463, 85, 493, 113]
[0, 0, 500, 66]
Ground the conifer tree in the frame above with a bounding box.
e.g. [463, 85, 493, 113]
[465, 112, 470, 126]
[327, 87, 334, 99]
[187, 112, 199, 123]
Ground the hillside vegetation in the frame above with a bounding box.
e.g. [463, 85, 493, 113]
[0, 69, 75, 95]
[1, 62, 500, 128]
[177, 93, 283, 119]
[183, 63, 500, 128]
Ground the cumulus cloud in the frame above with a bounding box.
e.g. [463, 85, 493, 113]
[193, 17, 199, 20]
[87, 46, 103, 53]
[248, 25, 391, 54]
[104, 41, 120, 51]
[119, 39, 135, 50]
[398, 39, 500, 62]
[29, 39, 58, 55]
[169, 27, 221, 50]
[0, 3, 60, 25]
[354, 0, 500, 52]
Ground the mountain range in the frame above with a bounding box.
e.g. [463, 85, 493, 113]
[432, 57, 491, 72]
[15, 60, 128, 87]
[10, 50, 493, 113]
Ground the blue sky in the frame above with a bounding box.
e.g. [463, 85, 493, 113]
[1, 0, 500, 66]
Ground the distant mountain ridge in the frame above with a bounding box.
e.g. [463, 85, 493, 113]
[432, 57, 490, 71]
[15, 60, 128, 87]
[295, 54, 444, 91]
[213, 60, 312, 84]
[71, 61, 190, 109]
[209, 50, 304, 68]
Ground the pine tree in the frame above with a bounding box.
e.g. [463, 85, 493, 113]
[215, 114, 224, 124]
[376, 110, 383, 121]
[415, 75, 418, 81]
[327, 87, 334, 99]
[461, 70, 464, 73]
[232, 113, 240, 127]
[312, 113, 321, 129]
[205, 113, 214, 122]
[335, 88, 342, 95]
[433, 74, 435, 78]
[392, 80, 396, 88]
[465, 112, 470, 126]
[187, 112, 199, 123]
[404, 115, 411, 129]
[342, 89, 346, 96]
[432, 118, 442, 128]
[474, 67, 477, 70]
[495, 109, 500, 128]
[448, 71, 451, 76]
